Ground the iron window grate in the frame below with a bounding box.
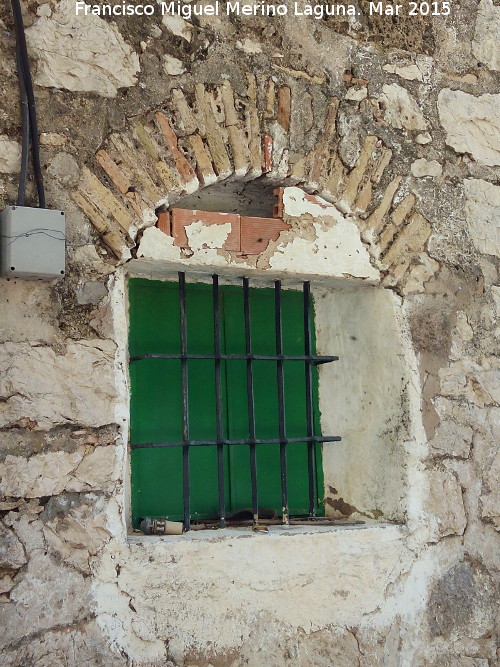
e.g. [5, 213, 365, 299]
[130, 272, 341, 532]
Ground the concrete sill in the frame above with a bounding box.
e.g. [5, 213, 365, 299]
[127, 522, 405, 544]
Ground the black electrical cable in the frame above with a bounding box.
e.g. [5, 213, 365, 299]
[16, 48, 30, 206]
[11, 0, 46, 208]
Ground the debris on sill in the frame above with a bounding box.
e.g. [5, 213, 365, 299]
[137, 514, 365, 535]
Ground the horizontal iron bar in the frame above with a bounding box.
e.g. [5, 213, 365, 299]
[131, 435, 341, 450]
[130, 353, 338, 364]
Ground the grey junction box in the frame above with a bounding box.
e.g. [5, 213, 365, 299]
[0, 206, 66, 280]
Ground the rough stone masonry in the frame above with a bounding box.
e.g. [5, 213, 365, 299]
[0, 0, 499, 665]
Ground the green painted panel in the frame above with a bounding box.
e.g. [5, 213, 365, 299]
[129, 278, 324, 528]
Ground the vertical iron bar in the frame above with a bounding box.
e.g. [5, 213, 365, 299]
[275, 280, 288, 524]
[213, 275, 225, 528]
[179, 272, 190, 532]
[243, 278, 258, 525]
[303, 281, 317, 516]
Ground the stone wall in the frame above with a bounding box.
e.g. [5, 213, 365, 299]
[0, 0, 499, 665]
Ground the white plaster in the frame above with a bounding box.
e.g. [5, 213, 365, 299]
[316, 287, 422, 523]
[283, 186, 337, 218]
[276, 188, 379, 281]
[93, 525, 410, 663]
[86, 184, 443, 666]
[184, 220, 233, 251]
[267, 220, 379, 281]
[137, 189, 380, 283]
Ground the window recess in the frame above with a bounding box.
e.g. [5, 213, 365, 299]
[128, 273, 341, 533]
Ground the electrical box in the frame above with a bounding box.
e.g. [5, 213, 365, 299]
[0, 206, 65, 280]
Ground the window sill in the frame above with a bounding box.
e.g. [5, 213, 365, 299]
[127, 521, 405, 544]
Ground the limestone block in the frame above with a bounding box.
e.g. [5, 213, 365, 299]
[4, 510, 46, 557]
[1, 445, 119, 498]
[68, 446, 120, 492]
[438, 90, 500, 166]
[345, 86, 367, 101]
[383, 63, 422, 81]
[427, 561, 496, 641]
[0, 620, 125, 667]
[0, 552, 90, 649]
[472, 0, 500, 72]
[401, 254, 440, 295]
[26, 0, 140, 97]
[76, 280, 108, 305]
[39, 132, 67, 147]
[236, 38, 262, 54]
[425, 470, 467, 540]
[411, 159, 442, 178]
[0, 522, 26, 569]
[162, 14, 192, 41]
[379, 84, 427, 130]
[0, 280, 61, 344]
[480, 450, 500, 529]
[429, 420, 473, 459]
[439, 358, 500, 406]
[0, 137, 21, 174]
[163, 54, 186, 76]
[0, 340, 117, 429]
[463, 179, 500, 257]
[0, 450, 84, 497]
[47, 152, 80, 187]
[0, 573, 15, 595]
[383, 55, 433, 82]
[416, 132, 432, 145]
[43, 495, 114, 573]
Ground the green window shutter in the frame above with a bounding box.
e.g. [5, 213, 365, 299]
[129, 278, 324, 529]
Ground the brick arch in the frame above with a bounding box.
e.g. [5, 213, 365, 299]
[72, 78, 434, 292]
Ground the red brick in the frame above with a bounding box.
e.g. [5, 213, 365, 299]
[170, 209, 240, 251]
[156, 211, 171, 236]
[273, 187, 285, 219]
[304, 193, 330, 209]
[262, 135, 273, 173]
[240, 216, 291, 255]
[277, 87, 291, 133]
[155, 112, 197, 184]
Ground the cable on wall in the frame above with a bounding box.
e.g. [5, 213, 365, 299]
[10, 0, 46, 208]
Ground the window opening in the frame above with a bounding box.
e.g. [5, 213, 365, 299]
[129, 273, 340, 532]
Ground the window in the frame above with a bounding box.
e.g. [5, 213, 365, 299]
[128, 274, 339, 532]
